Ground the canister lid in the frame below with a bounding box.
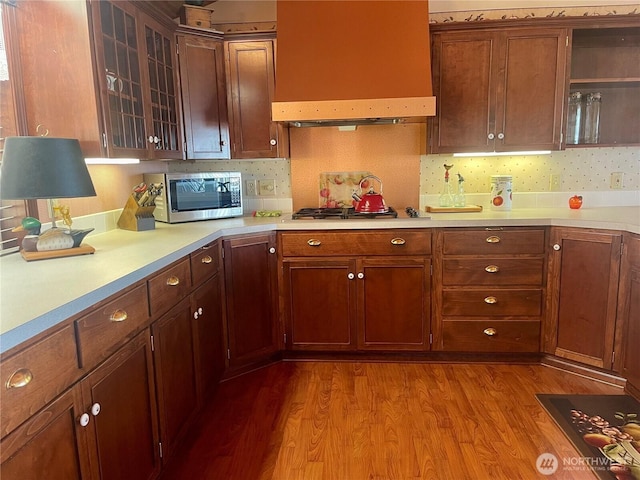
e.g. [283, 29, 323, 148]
[491, 175, 512, 180]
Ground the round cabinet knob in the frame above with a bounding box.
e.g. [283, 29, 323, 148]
[553, 244, 561, 251]
[91, 403, 101, 416]
[148, 136, 155, 143]
[483, 327, 497, 337]
[79, 413, 90, 427]
[198, 307, 203, 315]
[153, 136, 160, 144]
[347, 273, 355, 280]
[487, 133, 495, 140]
[193, 311, 199, 320]
[357, 272, 364, 279]
[269, 139, 277, 146]
[269, 247, 276, 254]
[497, 133, 505, 140]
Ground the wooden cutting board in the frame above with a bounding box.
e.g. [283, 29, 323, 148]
[425, 205, 483, 213]
[20, 244, 95, 261]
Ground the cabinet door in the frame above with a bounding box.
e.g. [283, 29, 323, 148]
[151, 297, 197, 460]
[357, 258, 431, 351]
[226, 40, 287, 158]
[191, 273, 226, 402]
[548, 228, 622, 369]
[430, 31, 498, 153]
[81, 330, 161, 480]
[619, 235, 640, 393]
[0, 386, 91, 480]
[497, 28, 567, 151]
[178, 34, 230, 159]
[223, 233, 279, 368]
[283, 259, 357, 351]
[92, 0, 149, 157]
[140, 11, 183, 159]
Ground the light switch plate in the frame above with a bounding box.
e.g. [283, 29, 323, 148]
[245, 180, 258, 196]
[610, 172, 624, 189]
[259, 179, 276, 196]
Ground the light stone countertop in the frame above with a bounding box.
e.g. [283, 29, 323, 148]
[1, 206, 638, 355]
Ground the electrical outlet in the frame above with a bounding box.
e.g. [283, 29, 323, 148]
[245, 180, 258, 196]
[610, 172, 624, 189]
[259, 179, 276, 196]
[549, 174, 561, 192]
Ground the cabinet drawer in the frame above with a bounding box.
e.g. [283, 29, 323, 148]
[148, 259, 192, 317]
[0, 324, 80, 438]
[280, 230, 431, 257]
[442, 258, 545, 286]
[443, 229, 545, 255]
[442, 289, 542, 316]
[191, 243, 220, 287]
[441, 320, 540, 352]
[75, 284, 150, 369]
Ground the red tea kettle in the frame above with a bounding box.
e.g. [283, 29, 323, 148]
[352, 175, 388, 213]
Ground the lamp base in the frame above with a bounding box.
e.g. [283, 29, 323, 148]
[20, 244, 95, 262]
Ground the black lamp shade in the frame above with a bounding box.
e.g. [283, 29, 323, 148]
[0, 137, 96, 200]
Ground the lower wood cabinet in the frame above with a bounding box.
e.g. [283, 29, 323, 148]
[545, 227, 623, 370]
[151, 297, 197, 463]
[280, 230, 432, 352]
[619, 233, 640, 395]
[0, 385, 91, 480]
[223, 233, 279, 369]
[81, 330, 160, 480]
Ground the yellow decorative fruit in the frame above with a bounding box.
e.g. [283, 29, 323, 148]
[622, 423, 640, 441]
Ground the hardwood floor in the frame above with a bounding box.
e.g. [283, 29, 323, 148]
[160, 361, 622, 480]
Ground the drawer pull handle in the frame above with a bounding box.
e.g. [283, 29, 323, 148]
[391, 238, 406, 245]
[486, 236, 501, 244]
[6, 368, 33, 389]
[201, 255, 213, 264]
[485, 265, 499, 273]
[166, 276, 180, 286]
[109, 309, 128, 322]
[483, 327, 497, 337]
[484, 296, 498, 304]
[307, 239, 321, 247]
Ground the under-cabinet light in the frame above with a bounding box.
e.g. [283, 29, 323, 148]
[452, 151, 552, 157]
[85, 158, 140, 165]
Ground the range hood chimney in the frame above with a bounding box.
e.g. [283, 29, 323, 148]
[272, 0, 436, 126]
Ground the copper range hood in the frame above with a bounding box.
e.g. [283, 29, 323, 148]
[271, 0, 436, 127]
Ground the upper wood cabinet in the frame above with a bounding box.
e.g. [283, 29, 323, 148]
[225, 37, 289, 158]
[567, 24, 640, 147]
[91, 0, 183, 160]
[177, 30, 230, 159]
[430, 26, 567, 153]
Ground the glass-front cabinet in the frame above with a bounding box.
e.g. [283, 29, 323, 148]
[91, 0, 182, 159]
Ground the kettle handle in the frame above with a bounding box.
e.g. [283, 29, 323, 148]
[358, 175, 383, 194]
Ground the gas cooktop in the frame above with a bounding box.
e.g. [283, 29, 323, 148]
[292, 207, 398, 220]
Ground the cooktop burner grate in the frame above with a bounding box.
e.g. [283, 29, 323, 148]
[292, 207, 398, 219]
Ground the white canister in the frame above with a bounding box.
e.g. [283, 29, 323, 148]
[490, 175, 512, 211]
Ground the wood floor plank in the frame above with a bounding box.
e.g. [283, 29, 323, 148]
[160, 362, 623, 480]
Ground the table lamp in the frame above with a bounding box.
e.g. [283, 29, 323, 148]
[0, 136, 97, 261]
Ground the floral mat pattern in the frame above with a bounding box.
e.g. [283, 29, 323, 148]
[537, 394, 640, 479]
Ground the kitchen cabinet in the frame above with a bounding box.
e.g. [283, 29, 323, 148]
[0, 385, 91, 480]
[81, 330, 161, 480]
[177, 30, 230, 159]
[91, 0, 183, 159]
[429, 26, 567, 153]
[567, 24, 640, 147]
[280, 230, 431, 352]
[223, 233, 280, 370]
[544, 227, 622, 370]
[225, 36, 289, 158]
[433, 228, 547, 353]
[151, 297, 197, 462]
[618, 234, 640, 396]
[190, 243, 226, 403]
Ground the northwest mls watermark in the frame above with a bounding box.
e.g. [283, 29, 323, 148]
[536, 452, 613, 475]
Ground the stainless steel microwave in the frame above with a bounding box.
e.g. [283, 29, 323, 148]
[143, 172, 243, 223]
